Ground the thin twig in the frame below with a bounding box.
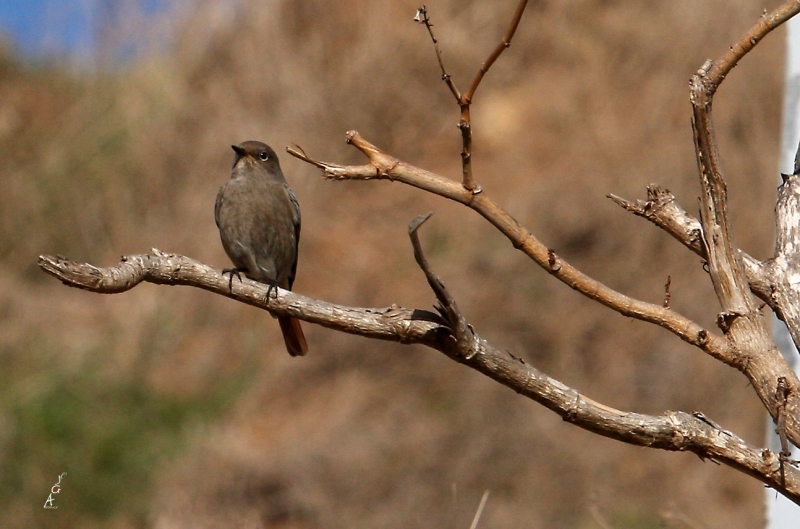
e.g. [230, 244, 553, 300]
[703, 2, 800, 95]
[589, 504, 613, 529]
[451, 483, 458, 529]
[777, 376, 792, 461]
[414, 6, 461, 101]
[778, 376, 790, 486]
[469, 490, 490, 529]
[457, 111, 476, 193]
[464, 0, 529, 102]
[460, 0, 528, 192]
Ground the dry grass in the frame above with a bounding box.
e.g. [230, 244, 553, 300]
[0, 0, 787, 527]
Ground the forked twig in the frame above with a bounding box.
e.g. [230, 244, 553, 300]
[416, 0, 529, 192]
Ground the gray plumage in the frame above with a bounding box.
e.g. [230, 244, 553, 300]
[215, 140, 307, 356]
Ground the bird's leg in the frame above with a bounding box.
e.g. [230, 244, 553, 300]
[221, 267, 246, 292]
[265, 281, 280, 303]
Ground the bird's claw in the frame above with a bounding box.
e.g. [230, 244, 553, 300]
[265, 282, 280, 304]
[222, 267, 245, 292]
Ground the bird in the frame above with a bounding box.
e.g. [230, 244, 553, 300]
[215, 140, 308, 357]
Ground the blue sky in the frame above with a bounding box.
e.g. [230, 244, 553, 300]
[0, 0, 167, 60]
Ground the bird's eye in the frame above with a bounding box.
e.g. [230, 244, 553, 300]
[259, 152, 269, 161]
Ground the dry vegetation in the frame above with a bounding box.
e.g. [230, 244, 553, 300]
[0, 0, 789, 527]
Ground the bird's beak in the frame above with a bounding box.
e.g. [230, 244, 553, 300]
[231, 145, 246, 157]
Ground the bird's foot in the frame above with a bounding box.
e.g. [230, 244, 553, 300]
[221, 267, 246, 292]
[265, 281, 280, 304]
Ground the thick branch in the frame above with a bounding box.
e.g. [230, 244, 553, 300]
[38, 251, 443, 341]
[689, 4, 800, 447]
[765, 173, 800, 351]
[37, 250, 800, 503]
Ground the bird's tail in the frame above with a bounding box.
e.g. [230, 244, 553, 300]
[278, 316, 308, 357]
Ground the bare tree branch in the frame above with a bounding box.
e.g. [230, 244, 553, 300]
[469, 490, 491, 529]
[290, 122, 800, 447]
[705, 3, 800, 94]
[38, 251, 445, 342]
[688, 1, 800, 448]
[608, 186, 771, 306]
[36, 0, 800, 508]
[36, 250, 800, 503]
[463, 0, 528, 103]
[414, 6, 461, 101]
[409, 211, 478, 358]
[289, 134, 734, 366]
[416, 0, 529, 193]
[605, 1, 800, 451]
[765, 173, 800, 349]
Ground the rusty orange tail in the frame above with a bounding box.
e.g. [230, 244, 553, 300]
[278, 316, 308, 357]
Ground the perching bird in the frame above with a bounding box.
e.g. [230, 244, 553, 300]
[215, 140, 308, 356]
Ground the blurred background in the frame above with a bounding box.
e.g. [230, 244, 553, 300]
[0, 0, 787, 527]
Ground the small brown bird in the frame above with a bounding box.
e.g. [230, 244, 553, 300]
[215, 140, 308, 356]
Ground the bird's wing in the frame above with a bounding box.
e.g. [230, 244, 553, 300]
[285, 184, 301, 290]
[214, 185, 225, 229]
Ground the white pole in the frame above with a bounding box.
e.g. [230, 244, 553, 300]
[767, 16, 800, 527]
